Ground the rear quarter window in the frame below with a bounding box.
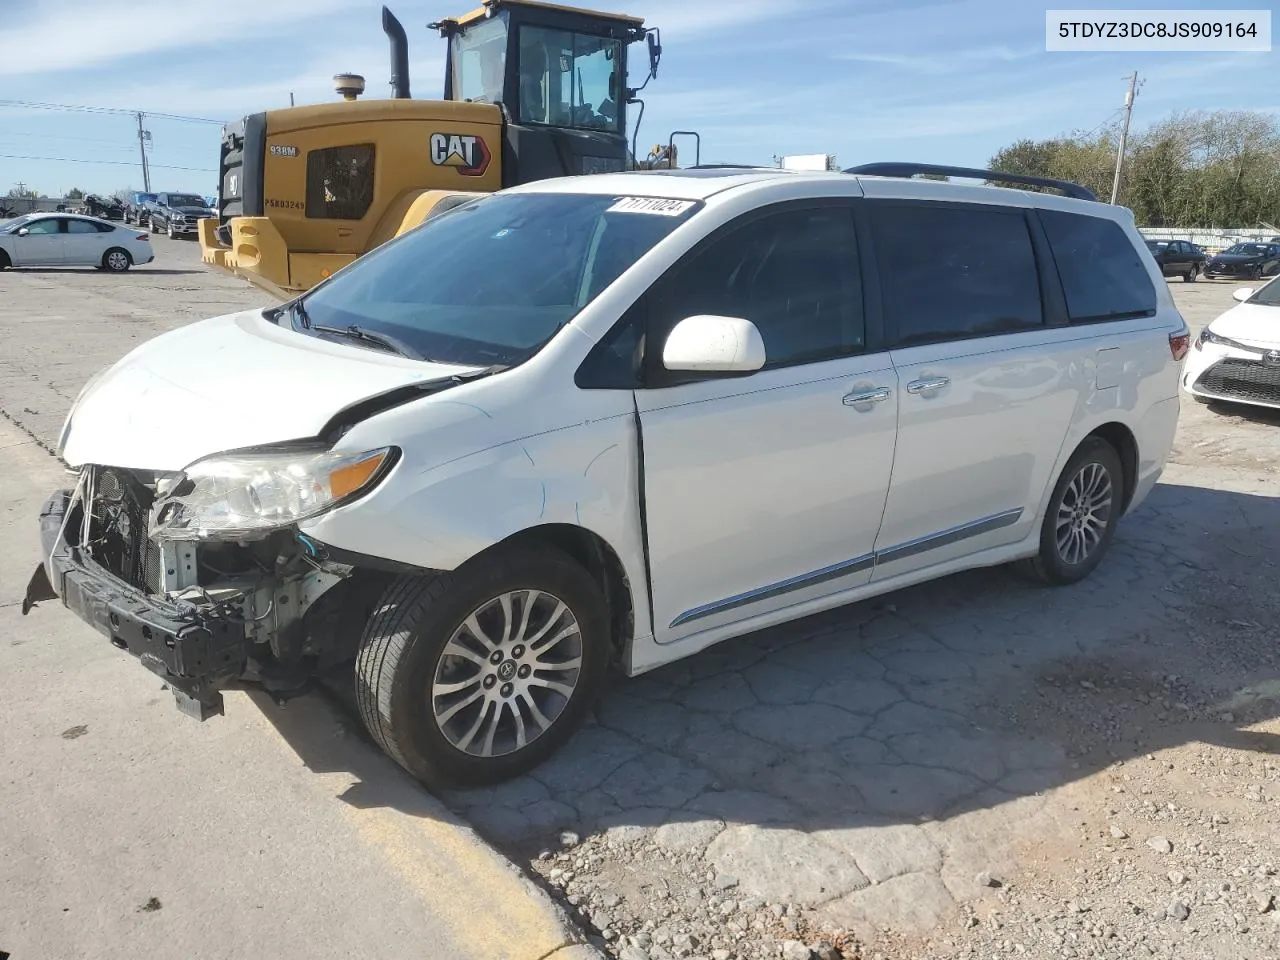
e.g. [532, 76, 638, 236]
[1039, 209, 1157, 322]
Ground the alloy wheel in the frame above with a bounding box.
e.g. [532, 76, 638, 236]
[1055, 461, 1114, 566]
[431, 589, 583, 758]
[106, 251, 129, 271]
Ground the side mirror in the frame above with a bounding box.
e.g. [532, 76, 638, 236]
[1233, 287, 1254, 302]
[16, 227, 28, 236]
[662, 315, 766, 374]
[646, 30, 661, 79]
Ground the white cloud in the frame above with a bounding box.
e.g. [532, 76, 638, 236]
[835, 44, 1042, 74]
[0, 0, 356, 76]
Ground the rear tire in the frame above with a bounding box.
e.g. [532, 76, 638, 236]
[1015, 436, 1124, 586]
[354, 545, 610, 789]
[102, 248, 132, 272]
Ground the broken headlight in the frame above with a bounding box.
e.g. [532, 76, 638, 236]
[149, 445, 396, 540]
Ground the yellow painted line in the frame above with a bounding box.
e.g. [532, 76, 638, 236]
[342, 804, 577, 960]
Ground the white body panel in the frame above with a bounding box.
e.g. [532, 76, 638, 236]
[57, 168, 1187, 678]
[635, 353, 898, 642]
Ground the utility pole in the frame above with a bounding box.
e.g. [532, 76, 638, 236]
[290, 91, 295, 106]
[135, 111, 152, 192]
[1109, 71, 1140, 205]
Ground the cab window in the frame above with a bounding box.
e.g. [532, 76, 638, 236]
[306, 144, 376, 220]
[451, 14, 508, 104]
[517, 26, 622, 133]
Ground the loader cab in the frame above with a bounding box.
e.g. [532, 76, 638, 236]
[436, 0, 657, 184]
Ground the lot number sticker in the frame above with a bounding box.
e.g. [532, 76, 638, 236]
[608, 197, 695, 216]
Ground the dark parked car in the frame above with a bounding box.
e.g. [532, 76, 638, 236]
[144, 192, 215, 239]
[1144, 239, 1208, 281]
[1204, 243, 1280, 281]
[123, 192, 157, 226]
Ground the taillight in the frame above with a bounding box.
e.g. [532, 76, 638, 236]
[136, 233, 150, 241]
[1169, 331, 1190, 361]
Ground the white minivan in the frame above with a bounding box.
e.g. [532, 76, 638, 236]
[24, 165, 1189, 788]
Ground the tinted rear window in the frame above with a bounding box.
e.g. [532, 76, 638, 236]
[1040, 210, 1157, 322]
[868, 201, 1043, 346]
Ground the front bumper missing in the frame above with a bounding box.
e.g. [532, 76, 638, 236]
[24, 490, 247, 720]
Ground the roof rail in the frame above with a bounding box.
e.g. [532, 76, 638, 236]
[844, 162, 1098, 202]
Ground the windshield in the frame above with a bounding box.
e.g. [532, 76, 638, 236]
[296, 191, 700, 367]
[4, 214, 36, 231]
[169, 194, 207, 207]
[1247, 276, 1280, 307]
[1223, 243, 1268, 256]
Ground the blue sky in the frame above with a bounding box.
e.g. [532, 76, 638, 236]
[0, 0, 1274, 197]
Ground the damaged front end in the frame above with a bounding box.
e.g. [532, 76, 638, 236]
[25, 462, 389, 720]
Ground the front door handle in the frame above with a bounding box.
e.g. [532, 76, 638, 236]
[906, 376, 950, 395]
[843, 387, 892, 406]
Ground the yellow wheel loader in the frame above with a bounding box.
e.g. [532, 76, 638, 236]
[199, 0, 670, 300]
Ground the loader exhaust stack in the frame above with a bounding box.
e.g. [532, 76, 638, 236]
[383, 6, 412, 99]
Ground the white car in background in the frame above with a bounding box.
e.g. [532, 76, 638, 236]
[0, 212, 154, 272]
[1182, 278, 1280, 410]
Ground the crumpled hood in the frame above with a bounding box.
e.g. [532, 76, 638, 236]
[62, 308, 482, 471]
[1210, 254, 1264, 265]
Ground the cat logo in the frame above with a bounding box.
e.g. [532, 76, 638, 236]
[429, 132, 491, 177]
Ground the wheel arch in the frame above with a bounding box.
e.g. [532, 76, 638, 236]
[485, 523, 635, 666]
[1086, 421, 1139, 512]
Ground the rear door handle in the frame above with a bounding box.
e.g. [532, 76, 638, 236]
[843, 387, 892, 406]
[906, 376, 950, 395]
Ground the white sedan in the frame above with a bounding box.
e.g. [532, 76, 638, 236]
[1182, 277, 1280, 409]
[0, 213, 154, 272]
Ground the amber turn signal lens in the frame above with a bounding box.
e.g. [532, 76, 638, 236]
[329, 450, 389, 499]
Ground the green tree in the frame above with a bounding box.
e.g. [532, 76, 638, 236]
[66, 187, 85, 200]
[986, 109, 1280, 227]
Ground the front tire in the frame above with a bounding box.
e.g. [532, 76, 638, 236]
[355, 545, 610, 789]
[1016, 436, 1124, 586]
[1184, 263, 1199, 282]
[102, 248, 132, 272]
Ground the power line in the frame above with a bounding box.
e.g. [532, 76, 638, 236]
[0, 153, 215, 173]
[0, 99, 226, 125]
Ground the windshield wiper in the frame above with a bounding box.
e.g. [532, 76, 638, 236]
[310, 323, 427, 361]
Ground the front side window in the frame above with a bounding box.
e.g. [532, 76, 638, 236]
[451, 14, 509, 104]
[306, 144, 376, 220]
[23, 218, 62, 236]
[869, 202, 1043, 346]
[518, 26, 622, 133]
[649, 205, 864, 370]
[1039, 209, 1157, 322]
[296, 192, 698, 367]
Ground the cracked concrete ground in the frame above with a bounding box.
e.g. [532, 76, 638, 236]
[3, 248, 1278, 960]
